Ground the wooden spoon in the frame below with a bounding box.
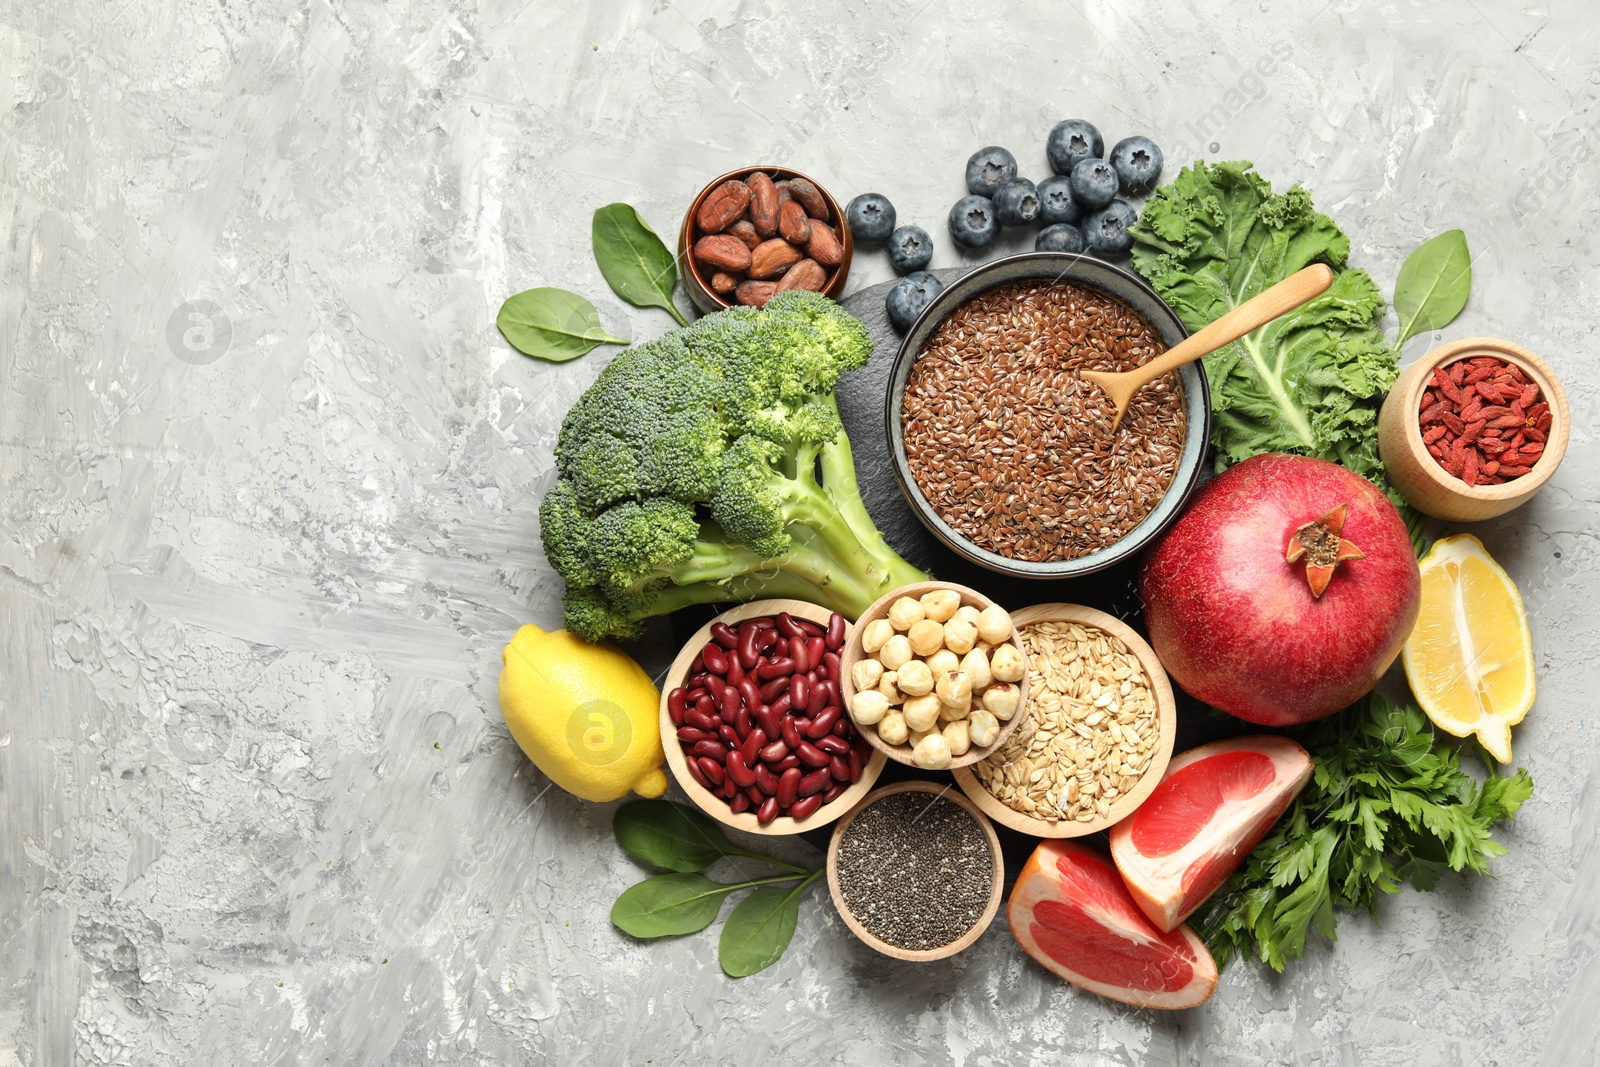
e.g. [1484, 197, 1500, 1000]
[1082, 263, 1336, 430]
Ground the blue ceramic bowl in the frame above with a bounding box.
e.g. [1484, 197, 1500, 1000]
[884, 252, 1211, 579]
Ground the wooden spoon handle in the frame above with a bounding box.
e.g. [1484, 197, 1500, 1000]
[1125, 263, 1335, 387]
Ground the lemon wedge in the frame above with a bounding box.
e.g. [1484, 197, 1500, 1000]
[1402, 534, 1534, 763]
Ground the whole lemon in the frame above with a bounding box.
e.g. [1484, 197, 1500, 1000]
[498, 624, 668, 803]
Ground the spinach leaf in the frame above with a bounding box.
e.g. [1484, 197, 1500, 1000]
[718, 869, 822, 977]
[496, 287, 628, 362]
[613, 800, 806, 874]
[592, 204, 689, 327]
[611, 873, 739, 938]
[1393, 229, 1471, 347]
[1128, 161, 1399, 493]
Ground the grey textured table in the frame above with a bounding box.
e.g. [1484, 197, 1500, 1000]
[3, 2, 1597, 1064]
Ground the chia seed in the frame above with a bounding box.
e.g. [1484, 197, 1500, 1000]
[835, 791, 994, 951]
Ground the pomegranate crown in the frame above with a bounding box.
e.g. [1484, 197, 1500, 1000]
[1285, 504, 1366, 598]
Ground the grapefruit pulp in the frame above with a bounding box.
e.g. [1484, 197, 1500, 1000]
[1008, 840, 1217, 1010]
[1109, 735, 1312, 932]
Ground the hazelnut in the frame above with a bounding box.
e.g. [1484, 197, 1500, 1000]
[850, 690, 889, 726]
[878, 633, 914, 670]
[895, 659, 934, 697]
[886, 596, 925, 632]
[942, 719, 971, 757]
[902, 693, 942, 733]
[976, 604, 1014, 645]
[919, 589, 962, 623]
[943, 618, 978, 656]
[989, 642, 1025, 683]
[911, 732, 952, 770]
[861, 618, 893, 654]
[877, 710, 908, 745]
[907, 619, 946, 657]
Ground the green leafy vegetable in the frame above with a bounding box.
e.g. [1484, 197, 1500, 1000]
[496, 287, 629, 362]
[608, 800, 822, 976]
[541, 289, 926, 641]
[1128, 161, 1399, 491]
[612, 799, 806, 874]
[593, 203, 690, 327]
[1393, 229, 1472, 348]
[1194, 694, 1533, 972]
[611, 872, 800, 938]
[718, 870, 824, 977]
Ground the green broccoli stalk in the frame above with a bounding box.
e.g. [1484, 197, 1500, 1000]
[540, 290, 927, 641]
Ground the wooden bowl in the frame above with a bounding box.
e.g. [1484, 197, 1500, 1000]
[677, 165, 854, 315]
[825, 780, 1004, 961]
[658, 599, 886, 836]
[952, 604, 1176, 839]
[838, 581, 1029, 771]
[1378, 337, 1570, 522]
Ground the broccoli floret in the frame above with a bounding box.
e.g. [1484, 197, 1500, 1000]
[542, 293, 926, 641]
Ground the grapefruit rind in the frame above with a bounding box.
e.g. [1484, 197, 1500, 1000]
[1109, 735, 1312, 932]
[1008, 840, 1217, 1010]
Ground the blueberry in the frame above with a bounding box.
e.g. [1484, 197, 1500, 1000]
[964, 146, 1018, 197]
[1037, 175, 1080, 225]
[1069, 157, 1119, 209]
[1084, 200, 1139, 256]
[845, 193, 896, 245]
[948, 195, 1000, 249]
[993, 178, 1040, 227]
[1035, 224, 1086, 254]
[1109, 136, 1164, 196]
[1046, 119, 1104, 176]
[887, 225, 933, 273]
[886, 271, 944, 333]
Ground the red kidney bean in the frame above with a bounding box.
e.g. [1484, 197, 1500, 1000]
[806, 683, 828, 718]
[726, 751, 757, 788]
[757, 627, 781, 650]
[718, 686, 741, 723]
[823, 680, 841, 708]
[676, 726, 714, 744]
[684, 708, 718, 733]
[717, 724, 739, 747]
[756, 658, 794, 681]
[807, 707, 840, 739]
[800, 617, 825, 636]
[769, 692, 793, 718]
[847, 748, 862, 783]
[737, 621, 763, 669]
[826, 612, 845, 650]
[829, 755, 852, 781]
[790, 794, 823, 821]
[710, 622, 738, 650]
[822, 651, 841, 681]
[799, 768, 830, 796]
[780, 716, 803, 750]
[733, 677, 758, 711]
[668, 686, 687, 718]
[690, 651, 705, 675]
[686, 684, 708, 702]
[759, 739, 788, 763]
[821, 782, 845, 803]
[754, 705, 780, 740]
[777, 767, 802, 808]
[725, 657, 744, 687]
[703, 645, 729, 675]
[797, 741, 830, 768]
[774, 754, 802, 772]
[834, 716, 855, 741]
[693, 693, 716, 719]
[745, 785, 765, 807]
[756, 796, 780, 826]
[698, 757, 725, 786]
[729, 792, 750, 814]
[722, 777, 739, 800]
[790, 636, 809, 673]
[734, 705, 752, 741]
[691, 740, 728, 761]
[758, 676, 789, 703]
[791, 675, 810, 710]
[754, 765, 779, 796]
[805, 637, 826, 674]
[740, 729, 765, 766]
[776, 612, 805, 639]
[816, 735, 850, 758]
[685, 757, 710, 789]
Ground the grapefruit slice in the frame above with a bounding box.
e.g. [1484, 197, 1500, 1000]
[1109, 735, 1312, 932]
[1009, 840, 1217, 1010]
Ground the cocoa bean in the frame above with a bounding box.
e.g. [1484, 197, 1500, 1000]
[749, 238, 802, 279]
[778, 200, 812, 244]
[696, 180, 751, 234]
[709, 271, 739, 295]
[747, 172, 780, 238]
[728, 219, 761, 249]
[735, 280, 779, 307]
[776, 259, 827, 293]
[784, 177, 829, 221]
[694, 234, 753, 273]
[805, 222, 843, 267]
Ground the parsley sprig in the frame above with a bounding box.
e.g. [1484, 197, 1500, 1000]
[1194, 694, 1534, 971]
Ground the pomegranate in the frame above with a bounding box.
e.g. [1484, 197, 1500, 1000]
[1139, 454, 1421, 726]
